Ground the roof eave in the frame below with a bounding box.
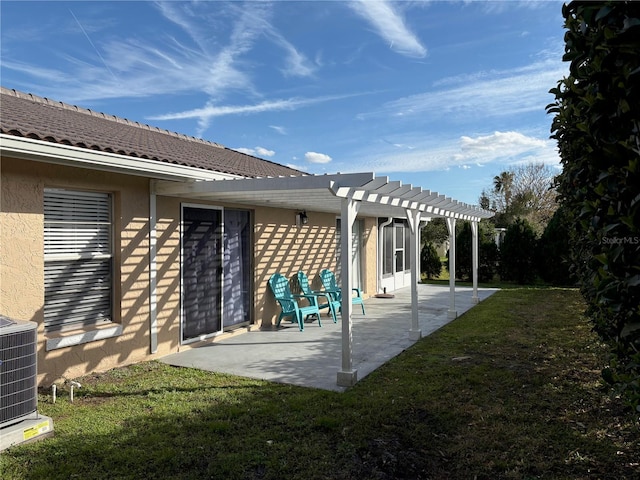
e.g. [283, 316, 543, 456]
[0, 134, 238, 182]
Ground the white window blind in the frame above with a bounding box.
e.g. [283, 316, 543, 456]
[44, 189, 112, 331]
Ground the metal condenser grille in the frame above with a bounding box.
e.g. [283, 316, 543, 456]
[0, 327, 38, 426]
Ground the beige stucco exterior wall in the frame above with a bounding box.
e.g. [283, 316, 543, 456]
[154, 200, 379, 336]
[1, 157, 43, 325]
[255, 207, 339, 327]
[153, 200, 351, 335]
[1, 156, 151, 385]
[1, 155, 381, 384]
[362, 216, 378, 295]
[153, 195, 182, 356]
[254, 208, 378, 328]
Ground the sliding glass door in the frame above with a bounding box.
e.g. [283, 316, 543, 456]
[181, 205, 252, 343]
[182, 206, 223, 342]
[223, 209, 251, 327]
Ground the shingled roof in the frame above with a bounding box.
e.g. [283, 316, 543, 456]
[0, 87, 306, 179]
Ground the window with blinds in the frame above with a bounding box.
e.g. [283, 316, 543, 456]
[44, 189, 113, 331]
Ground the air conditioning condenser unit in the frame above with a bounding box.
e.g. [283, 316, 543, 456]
[0, 315, 53, 450]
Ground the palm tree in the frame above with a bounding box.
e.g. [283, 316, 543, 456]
[493, 171, 514, 210]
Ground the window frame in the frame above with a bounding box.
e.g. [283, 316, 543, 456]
[43, 188, 114, 332]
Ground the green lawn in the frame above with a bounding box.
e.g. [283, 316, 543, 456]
[1, 288, 638, 479]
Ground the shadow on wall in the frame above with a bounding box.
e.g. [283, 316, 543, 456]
[29, 163, 152, 386]
[255, 210, 338, 328]
[38, 209, 152, 386]
[155, 208, 181, 353]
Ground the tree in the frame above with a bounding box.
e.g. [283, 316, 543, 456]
[420, 243, 442, 279]
[481, 162, 558, 234]
[479, 191, 490, 210]
[454, 223, 473, 282]
[478, 234, 500, 283]
[500, 218, 538, 284]
[451, 221, 499, 283]
[537, 205, 575, 286]
[421, 217, 448, 247]
[492, 171, 514, 213]
[547, 1, 640, 412]
[513, 163, 559, 231]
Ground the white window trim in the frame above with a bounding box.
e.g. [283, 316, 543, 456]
[45, 324, 123, 351]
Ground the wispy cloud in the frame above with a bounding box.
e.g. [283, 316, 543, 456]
[1, 2, 314, 106]
[269, 125, 288, 135]
[1, 4, 256, 103]
[359, 56, 566, 123]
[69, 9, 118, 83]
[349, 0, 427, 58]
[472, 0, 550, 15]
[149, 92, 367, 121]
[330, 130, 559, 175]
[0, 60, 71, 85]
[262, 26, 316, 77]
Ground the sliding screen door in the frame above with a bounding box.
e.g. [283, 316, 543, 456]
[223, 209, 251, 327]
[182, 206, 223, 342]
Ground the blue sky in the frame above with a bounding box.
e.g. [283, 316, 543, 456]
[1, 1, 567, 205]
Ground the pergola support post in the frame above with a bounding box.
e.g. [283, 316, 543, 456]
[337, 195, 360, 387]
[406, 209, 422, 340]
[446, 217, 457, 319]
[471, 220, 480, 304]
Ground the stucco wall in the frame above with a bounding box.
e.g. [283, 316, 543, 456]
[1, 157, 43, 324]
[1, 156, 151, 385]
[153, 195, 182, 356]
[154, 200, 377, 335]
[254, 208, 377, 328]
[362, 217, 378, 295]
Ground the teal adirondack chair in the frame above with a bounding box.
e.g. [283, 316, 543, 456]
[319, 269, 366, 315]
[268, 273, 321, 331]
[297, 271, 340, 323]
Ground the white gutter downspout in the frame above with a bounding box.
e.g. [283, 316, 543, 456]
[149, 188, 158, 354]
[377, 217, 393, 293]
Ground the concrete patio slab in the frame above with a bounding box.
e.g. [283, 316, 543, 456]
[160, 284, 498, 391]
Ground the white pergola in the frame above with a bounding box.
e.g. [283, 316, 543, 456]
[1, 135, 491, 386]
[152, 172, 493, 387]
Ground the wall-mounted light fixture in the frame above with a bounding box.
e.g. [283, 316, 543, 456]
[296, 210, 308, 227]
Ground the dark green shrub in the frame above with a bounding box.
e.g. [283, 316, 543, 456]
[537, 205, 575, 286]
[500, 218, 537, 284]
[420, 242, 442, 279]
[547, 1, 640, 412]
[454, 223, 473, 282]
[451, 221, 499, 283]
[479, 240, 499, 283]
